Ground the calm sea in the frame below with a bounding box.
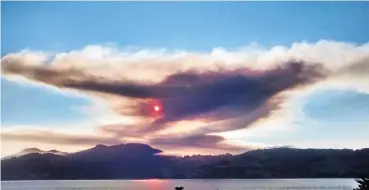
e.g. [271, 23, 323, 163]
[1, 179, 357, 190]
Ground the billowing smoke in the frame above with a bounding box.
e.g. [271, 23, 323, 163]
[2, 41, 369, 154]
[2, 56, 325, 134]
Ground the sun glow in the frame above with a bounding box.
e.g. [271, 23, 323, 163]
[154, 105, 160, 112]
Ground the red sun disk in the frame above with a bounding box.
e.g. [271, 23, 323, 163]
[149, 99, 163, 116]
[154, 105, 160, 112]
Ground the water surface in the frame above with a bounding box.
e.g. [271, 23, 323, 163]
[1, 179, 356, 190]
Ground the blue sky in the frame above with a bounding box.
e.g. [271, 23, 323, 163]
[1, 78, 90, 126]
[2, 2, 369, 54]
[1, 2, 369, 155]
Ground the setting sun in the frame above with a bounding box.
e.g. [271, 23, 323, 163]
[154, 105, 160, 112]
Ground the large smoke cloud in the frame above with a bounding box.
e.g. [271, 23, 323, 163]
[2, 56, 325, 133]
[2, 40, 369, 154]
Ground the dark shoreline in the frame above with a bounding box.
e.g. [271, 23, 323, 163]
[2, 145, 368, 181]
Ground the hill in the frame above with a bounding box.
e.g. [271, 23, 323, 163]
[2, 144, 369, 180]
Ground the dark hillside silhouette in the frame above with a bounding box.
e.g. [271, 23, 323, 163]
[2, 144, 369, 180]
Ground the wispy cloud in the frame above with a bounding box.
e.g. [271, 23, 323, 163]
[149, 134, 250, 153]
[1, 128, 122, 146]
